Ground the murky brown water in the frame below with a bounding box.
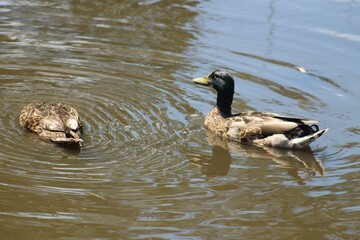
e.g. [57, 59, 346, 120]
[1, 0, 359, 239]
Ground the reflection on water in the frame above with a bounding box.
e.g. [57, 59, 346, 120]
[191, 144, 232, 177]
[191, 130, 324, 185]
[23, 132, 83, 157]
[1, 0, 360, 239]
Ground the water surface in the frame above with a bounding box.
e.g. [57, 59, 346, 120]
[1, 0, 359, 239]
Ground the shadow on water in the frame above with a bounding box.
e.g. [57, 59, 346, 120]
[20, 131, 82, 158]
[190, 130, 324, 185]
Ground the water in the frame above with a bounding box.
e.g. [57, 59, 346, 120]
[0, 0, 359, 239]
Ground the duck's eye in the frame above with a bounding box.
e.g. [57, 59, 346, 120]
[214, 73, 220, 79]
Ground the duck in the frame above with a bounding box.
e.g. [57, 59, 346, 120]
[193, 70, 328, 149]
[19, 102, 83, 144]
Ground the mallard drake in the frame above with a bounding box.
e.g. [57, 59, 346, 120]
[193, 70, 328, 149]
[19, 102, 83, 144]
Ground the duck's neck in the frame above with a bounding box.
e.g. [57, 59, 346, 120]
[216, 90, 233, 118]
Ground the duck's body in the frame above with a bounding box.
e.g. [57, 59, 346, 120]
[193, 70, 328, 149]
[19, 102, 83, 144]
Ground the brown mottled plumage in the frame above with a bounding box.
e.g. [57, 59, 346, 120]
[193, 70, 328, 149]
[19, 102, 83, 144]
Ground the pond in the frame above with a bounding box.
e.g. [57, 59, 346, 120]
[0, 0, 359, 239]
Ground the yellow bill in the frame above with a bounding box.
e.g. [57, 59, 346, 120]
[192, 75, 210, 85]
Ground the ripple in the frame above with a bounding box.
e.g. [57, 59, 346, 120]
[0, 46, 194, 192]
[2, 0, 360, 239]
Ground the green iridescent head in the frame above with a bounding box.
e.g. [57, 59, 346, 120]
[193, 70, 235, 117]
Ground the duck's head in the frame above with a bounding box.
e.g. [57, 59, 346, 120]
[65, 118, 82, 142]
[193, 70, 235, 117]
[193, 70, 234, 93]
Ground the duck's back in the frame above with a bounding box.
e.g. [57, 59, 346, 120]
[203, 107, 327, 148]
[19, 102, 82, 143]
[204, 108, 278, 141]
[20, 103, 75, 129]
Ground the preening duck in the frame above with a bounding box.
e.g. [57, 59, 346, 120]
[193, 70, 328, 149]
[19, 102, 83, 144]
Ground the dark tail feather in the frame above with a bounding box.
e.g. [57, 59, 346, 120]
[284, 124, 319, 140]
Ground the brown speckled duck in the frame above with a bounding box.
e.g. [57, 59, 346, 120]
[193, 70, 328, 149]
[19, 102, 83, 144]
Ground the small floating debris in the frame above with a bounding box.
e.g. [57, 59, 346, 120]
[89, 192, 106, 201]
[295, 66, 307, 73]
